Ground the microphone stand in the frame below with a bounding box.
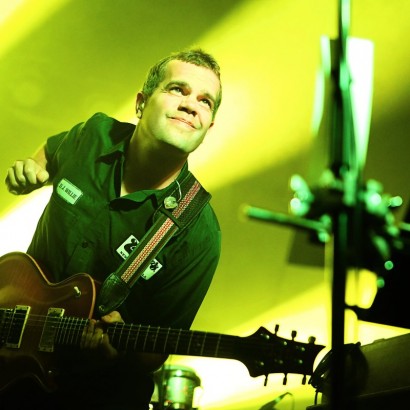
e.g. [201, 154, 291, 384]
[243, 1, 403, 409]
[327, 1, 353, 408]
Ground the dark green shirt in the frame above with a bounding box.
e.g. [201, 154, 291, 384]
[28, 112, 221, 331]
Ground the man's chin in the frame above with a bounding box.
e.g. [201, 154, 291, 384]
[161, 136, 203, 156]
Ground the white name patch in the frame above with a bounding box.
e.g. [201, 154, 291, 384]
[57, 178, 83, 205]
[116, 235, 163, 280]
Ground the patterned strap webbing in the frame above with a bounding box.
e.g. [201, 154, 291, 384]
[97, 173, 211, 315]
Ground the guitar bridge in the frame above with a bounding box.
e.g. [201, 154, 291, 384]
[0, 305, 31, 348]
[39, 308, 65, 352]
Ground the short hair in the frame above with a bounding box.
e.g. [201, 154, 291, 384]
[142, 48, 222, 115]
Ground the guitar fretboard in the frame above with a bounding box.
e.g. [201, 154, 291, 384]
[54, 318, 244, 360]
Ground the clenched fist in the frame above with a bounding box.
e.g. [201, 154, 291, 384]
[6, 158, 49, 195]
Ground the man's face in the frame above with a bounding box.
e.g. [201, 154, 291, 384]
[137, 60, 220, 155]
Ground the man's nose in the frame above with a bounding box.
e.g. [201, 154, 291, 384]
[179, 95, 197, 115]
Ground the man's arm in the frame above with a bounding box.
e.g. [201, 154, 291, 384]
[5, 145, 50, 195]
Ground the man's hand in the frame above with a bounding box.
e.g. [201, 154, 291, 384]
[81, 311, 124, 360]
[6, 158, 49, 195]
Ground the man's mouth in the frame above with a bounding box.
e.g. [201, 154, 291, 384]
[170, 117, 196, 129]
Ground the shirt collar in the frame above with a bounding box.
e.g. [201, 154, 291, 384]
[97, 136, 130, 163]
[97, 119, 135, 162]
[134, 161, 191, 206]
[107, 148, 190, 206]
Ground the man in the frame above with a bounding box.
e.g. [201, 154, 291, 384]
[4, 49, 222, 409]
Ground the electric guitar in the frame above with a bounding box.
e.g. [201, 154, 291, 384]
[0, 252, 325, 392]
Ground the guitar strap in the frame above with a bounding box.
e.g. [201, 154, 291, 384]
[97, 172, 211, 316]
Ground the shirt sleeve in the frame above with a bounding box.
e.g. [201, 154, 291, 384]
[44, 121, 85, 180]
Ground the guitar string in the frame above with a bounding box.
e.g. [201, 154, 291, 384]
[5, 312, 306, 346]
[3, 313, 313, 359]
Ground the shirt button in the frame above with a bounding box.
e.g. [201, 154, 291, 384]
[81, 241, 89, 248]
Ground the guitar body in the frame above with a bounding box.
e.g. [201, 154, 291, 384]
[0, 252, 96, 392]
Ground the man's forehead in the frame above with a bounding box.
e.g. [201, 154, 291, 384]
[162, 60, 220, 93]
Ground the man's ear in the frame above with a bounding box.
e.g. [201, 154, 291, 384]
[136, 92, 145, 118]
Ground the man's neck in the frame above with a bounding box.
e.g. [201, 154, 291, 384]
[121, 129, 187, 195]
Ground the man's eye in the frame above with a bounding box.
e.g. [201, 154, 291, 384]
[201, 98, 212, 108]
[170, 86, 183, 94]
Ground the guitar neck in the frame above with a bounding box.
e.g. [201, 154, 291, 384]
[56, 319, 241, 360]
[110, 324, 240, 359]
[54, 319, 323, 378]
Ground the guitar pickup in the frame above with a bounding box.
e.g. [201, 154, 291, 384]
[4, 305, 31, 348]
[39, 308, 65, 352]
